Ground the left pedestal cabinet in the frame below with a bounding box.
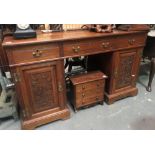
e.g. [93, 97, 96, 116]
[3, 44, 70, 129]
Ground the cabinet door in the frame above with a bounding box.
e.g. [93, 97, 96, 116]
[17, 60, 65, 119]
[112, 49, 140, 93]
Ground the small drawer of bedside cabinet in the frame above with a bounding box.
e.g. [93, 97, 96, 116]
[69, 71, 107, 111]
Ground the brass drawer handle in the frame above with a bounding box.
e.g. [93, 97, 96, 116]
[102, 42, 110, 48]
[128, 39, 135, 45]
[32, 50, 42, 57]
[72, 46, 80, 53]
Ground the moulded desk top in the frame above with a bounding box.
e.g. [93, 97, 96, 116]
[2, 30, 147, 47]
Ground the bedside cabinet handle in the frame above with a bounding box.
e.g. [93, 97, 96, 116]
[102, 42, 109, 48]
[128, 39, 135, 45]
[32, 50, 42, 57]
[72, 46, 80, 53]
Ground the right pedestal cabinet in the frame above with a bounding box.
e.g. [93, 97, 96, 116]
[88, 47, 144, 104]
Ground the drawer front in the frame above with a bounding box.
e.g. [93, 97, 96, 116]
[76, 80, 104, 93]
[112, 33, 147, 50]
[82, 95, 103, 106]
[10, 44, 60, 64]
[76, 87, 104, 99]
[63, 40, 94, 57]
[76, 92, 103, 108]
[92, 33, 146, 52]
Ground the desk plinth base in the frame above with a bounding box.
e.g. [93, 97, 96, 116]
[21, 106, 70, 130]
[105, 87, 138, 105]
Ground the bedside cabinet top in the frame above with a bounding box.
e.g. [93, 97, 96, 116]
[70, 71, 107, 85]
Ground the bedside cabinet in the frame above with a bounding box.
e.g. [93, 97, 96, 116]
[70, 71, 107, 112]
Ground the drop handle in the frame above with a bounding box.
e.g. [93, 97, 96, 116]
[32, 50, 42, 57]
[72, 46, 80, 53]
[128, 39, 136, 45]
[102, 42, 110, 48]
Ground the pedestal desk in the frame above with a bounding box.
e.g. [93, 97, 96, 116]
[2, 30, 148, 129]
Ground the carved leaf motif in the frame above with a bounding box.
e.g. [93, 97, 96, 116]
[30, 71, 54, 108]
[116, 55, 134, 89]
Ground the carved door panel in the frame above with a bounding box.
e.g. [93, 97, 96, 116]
[112, 49, 139, 93]
[17, 60, 65, 119]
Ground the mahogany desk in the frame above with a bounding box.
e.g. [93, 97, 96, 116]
[2, 30, 148, 129]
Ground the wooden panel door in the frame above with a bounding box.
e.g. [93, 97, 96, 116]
[16, 60, 65, 120]
[112, 49, 140, 93]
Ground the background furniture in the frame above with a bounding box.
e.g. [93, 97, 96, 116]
[143, 35, 155, 92]
[70, 71, 107, 112]
[0, 69, 18, 121]
[2, 30, 148, 129]
[0, 28, 10, 73]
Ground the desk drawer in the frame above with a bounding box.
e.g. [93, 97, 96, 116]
[63, 40, 94, 57]
[91, 33, 146, 52]
[9, 44, 60, 64]
[112, 33, 147, 49]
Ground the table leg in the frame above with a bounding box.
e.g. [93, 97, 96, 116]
[146, 58, 155, 92]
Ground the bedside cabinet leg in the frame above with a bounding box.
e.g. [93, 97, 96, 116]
[100, 101, 104, 105]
